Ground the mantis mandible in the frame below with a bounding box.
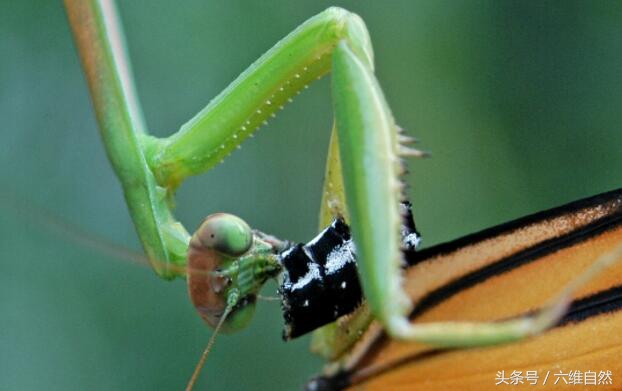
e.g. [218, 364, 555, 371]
[64, 1, 622, 388]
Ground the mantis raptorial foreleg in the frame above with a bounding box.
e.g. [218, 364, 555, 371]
[329, 28, 622, 348]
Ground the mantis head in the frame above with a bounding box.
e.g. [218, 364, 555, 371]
[187, 213, 282, 333]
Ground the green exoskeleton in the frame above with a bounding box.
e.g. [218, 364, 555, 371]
[65, 1, 622, 388]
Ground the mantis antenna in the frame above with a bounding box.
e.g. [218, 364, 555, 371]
[185, 303, 234, 391]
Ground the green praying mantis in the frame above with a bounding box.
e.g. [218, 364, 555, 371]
[63, 1, 622, 389]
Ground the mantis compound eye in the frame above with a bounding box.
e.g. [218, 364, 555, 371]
[197, 213, 253, 257]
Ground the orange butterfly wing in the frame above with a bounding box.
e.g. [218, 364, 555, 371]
[313, 189, 622, 390]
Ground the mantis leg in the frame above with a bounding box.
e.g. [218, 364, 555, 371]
[331, 36, 622, 347]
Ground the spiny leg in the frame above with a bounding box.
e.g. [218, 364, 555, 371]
[136, 7, 420, 337]
[330, 36, 622, 347]
[147, 7, 375, 190]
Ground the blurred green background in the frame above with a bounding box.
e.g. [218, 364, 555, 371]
[2, 1, 621, 390]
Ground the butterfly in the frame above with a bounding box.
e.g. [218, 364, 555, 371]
[310, 188, 622, 390]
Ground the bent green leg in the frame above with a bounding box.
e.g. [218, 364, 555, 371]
[330, 35, 622, 347]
